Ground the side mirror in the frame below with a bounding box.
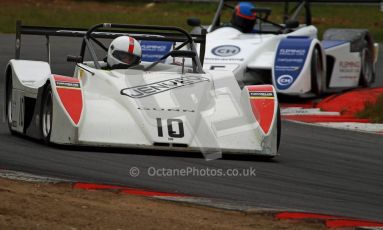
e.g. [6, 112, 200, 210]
[67, 55, 82, 63]
[187, 17, 201, 27]
[285, 20, 299, 29]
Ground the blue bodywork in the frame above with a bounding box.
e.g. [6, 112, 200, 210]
[274, 37, 313, 90]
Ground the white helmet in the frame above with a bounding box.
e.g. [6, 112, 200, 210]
[107, 36, 142, 68]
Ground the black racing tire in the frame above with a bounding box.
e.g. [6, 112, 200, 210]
[40, 84, 53, 144]
[359, 43, 374, 87]
[5, 75, 15, 134]
[276, 106, 281, 152]
[311, 47, 325, 97]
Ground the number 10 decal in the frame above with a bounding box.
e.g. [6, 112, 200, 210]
[156, 118, 184, 138]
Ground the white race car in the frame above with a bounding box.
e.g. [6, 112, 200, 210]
[188, 0, 379, 97]
[3, 22, 281, 158]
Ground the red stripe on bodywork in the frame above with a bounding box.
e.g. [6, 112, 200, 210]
[248, 85, 275, 134]
[73, 182, 188, 197]
[53, 75, 82, 125]
[128, 37, 134, 53]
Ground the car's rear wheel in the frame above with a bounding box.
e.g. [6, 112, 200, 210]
[40, 84, 53, 143]
[359, 44, 374, 87]
[6, 75, 15, 134]
[311, 47, 325, 97]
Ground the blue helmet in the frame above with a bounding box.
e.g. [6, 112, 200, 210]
[231, 2, 256, 33]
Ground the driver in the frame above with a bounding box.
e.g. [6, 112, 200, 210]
[231, 2, 257, 33]
[107, 36, 142, 69]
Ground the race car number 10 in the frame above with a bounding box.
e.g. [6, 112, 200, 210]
[156, 118, 184, 139]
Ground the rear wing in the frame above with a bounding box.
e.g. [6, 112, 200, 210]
[15, 20, 207, 65]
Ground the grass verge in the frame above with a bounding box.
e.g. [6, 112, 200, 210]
[0, 0, 382, 41]
[357, 94, 383, 123]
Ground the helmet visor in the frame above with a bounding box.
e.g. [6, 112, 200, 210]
[112, 50, 141, 66]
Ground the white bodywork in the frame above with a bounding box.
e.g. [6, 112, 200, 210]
[324, 42, 361, 88]
[5, 59, 280, 157]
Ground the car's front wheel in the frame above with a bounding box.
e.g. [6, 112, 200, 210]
[276, 106, 281, 152]
[311, 47, 325, 97]
[359, 44, 374, 87]
[6, 75, 15, 134]
[40, 84, 53, 143]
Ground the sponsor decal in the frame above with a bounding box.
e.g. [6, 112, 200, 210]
[275, 66, 300, 71]
[211, 45, 241, 57]
[339, 61, 361, 73]
[205, 57, 244, 62]
[140, 40, 173, 62]
[339, 61, 360, 68]
[276, 58, 304, 63]
[274, 37, 312, 90]
[121, 75, 209, 98]
[277, 75, 294, 86]
[279, 48, 306, 56]
[56, 81, 80, 89]
[137, 107, 195, 113]
[249, 91, 274, 98]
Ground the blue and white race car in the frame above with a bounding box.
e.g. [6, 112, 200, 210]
[188, 0, 379, 97]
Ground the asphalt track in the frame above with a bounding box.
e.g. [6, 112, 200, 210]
[0, 34, 383, 221]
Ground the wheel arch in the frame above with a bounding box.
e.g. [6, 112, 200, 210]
[40, 75, 83, 144]
[313, 41, 326, 76]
